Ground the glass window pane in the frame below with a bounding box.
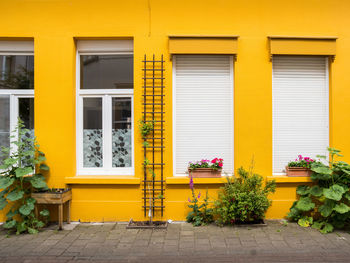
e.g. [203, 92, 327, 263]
[0, 55, 34, 89]
[83, 98, 103, 168]
[19, 98, 34, 130]
[0, 96, 10, 163]
[80, 55, 133, 89]
[112, 98, 131, 167]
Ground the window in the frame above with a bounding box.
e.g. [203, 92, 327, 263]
[173, 55, 234, 176]
[76, 40, 134, 175]
[272, 56, 329, 174]
[0, 41, 34, 164]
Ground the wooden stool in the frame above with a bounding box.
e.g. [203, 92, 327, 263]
[32, 189, 72, 230]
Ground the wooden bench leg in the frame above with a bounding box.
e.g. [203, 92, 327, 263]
[67, 200, 71, 224]
[58, 204, 63, 230]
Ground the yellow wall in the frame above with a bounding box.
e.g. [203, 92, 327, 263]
[1, 0, 350, 222]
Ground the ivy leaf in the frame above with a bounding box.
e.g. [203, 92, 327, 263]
[30, 176, 47, 189]
[6, 190, 24, 201]
[320, 223, 334, 234]
[333, 203, 350, 214]
[19, 203, 35, 216]
[323, 185, 346, 201]
[0, 177, 15, 189]
[298, 216, 313, 227]
[296, 185, 310, 196]
[0, 197, 8, 210]
[27, 227, 38, 234]
[3, 219, 16, 229]
[40, 209, 50, 217]
[309, 185, 323, 197]
[39, 164, 49, 171]
[318, 199, 335, 217]
[15, 167, 33, 178]
[296, 197, 315, 212]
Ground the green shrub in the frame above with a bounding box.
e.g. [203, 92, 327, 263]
[0, 119, 50, 234]
[214, 166, 276, 225]
[287, 148, 350, 233]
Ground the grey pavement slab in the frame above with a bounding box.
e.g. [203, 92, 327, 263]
[0, 220, 350, 262]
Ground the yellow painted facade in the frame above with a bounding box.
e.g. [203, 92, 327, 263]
[1, 0, 350, 222]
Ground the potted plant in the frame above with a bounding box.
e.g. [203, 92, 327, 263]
[188, 158, 223, 178]
[286, 155, 316, 177]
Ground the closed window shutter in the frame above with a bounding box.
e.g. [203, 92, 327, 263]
[273, 56, 329, 174]
[174, 55, 233, 175]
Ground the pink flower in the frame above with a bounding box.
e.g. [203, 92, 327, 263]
[219, 163, 223, 167]
[198, 192, 201, 199]
[298, 155, 303, 160]
[189, 175, 194, 190]
[188, 198, 191, 202]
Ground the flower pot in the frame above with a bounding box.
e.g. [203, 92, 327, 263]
[285, 166, 312, 177]
[188, 168, 222, 178]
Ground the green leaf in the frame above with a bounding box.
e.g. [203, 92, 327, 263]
[344, 192, 350, 201]
[3, 219, 16, 229]
[320, 223, 334, 234]
[40, 209, 49, 217]
[298, 216, 313, 227]
[312, 221, 325, 230]
[0, 197, 8, 210]
[15, 167, 33, 178]
[16, 222, 27, 234]
[19, 203, 35, 216]
[27, 227, 38, 234]
[27, 197, 36, 204]
[36, 221, 45, 228]
[295, 197, 315, 212]
[6, 190, 24, 201]
[30, 176, 47, 189]
[39, 164, 49, 171]
[333, 203, 350, 214]
[311, 166, 332, 175]
[296, 185, 310, 196]
[0, 177, 15, 189]
[323, 185, 346, 201]
[316, 155, 327, 159]
[309, 185, 323, 197]
[319, 199, 335, 217]
[6, 209, 18, 218]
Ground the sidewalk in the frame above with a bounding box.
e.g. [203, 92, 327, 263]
[0, 220, 349, 262]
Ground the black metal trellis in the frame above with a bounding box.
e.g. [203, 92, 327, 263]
[142, 54, 165, 217]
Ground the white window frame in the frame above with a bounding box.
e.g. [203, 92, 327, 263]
[76, 49, 134, 176]
[272, 56, 329, 175]
[172, 55, 235, 177]
[0, 47, 34, 156]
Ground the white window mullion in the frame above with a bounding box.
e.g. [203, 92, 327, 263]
[104, 95, 113, 169]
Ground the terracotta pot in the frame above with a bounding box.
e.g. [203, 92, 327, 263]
[188, 168, 222, 178]
[285, 166, 312, 177]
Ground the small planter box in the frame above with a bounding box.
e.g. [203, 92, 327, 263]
[31, 188, 72, 230]
[188, 168, 222, 178]
[286, 166, 312, 177]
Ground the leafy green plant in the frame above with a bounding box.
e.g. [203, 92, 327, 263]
[186, 176, 213, 226]
[214, 165, 276, 225]
[138, 120, 154, 139]
[0, 119, 50, 234]
[287, 148, 350, 233]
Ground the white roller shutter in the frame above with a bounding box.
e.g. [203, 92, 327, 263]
[174, 55, 234, 175]
[273, 56, 329, 174]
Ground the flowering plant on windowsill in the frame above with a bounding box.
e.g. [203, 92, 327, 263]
[188, 158, 223, 171]
[287, 155, 317, 169]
